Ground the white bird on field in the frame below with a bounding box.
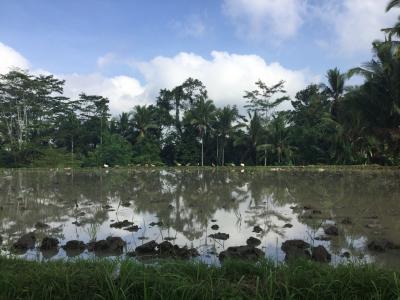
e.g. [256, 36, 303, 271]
[103, 164, 109, 168]
[240, 163, 245, 167]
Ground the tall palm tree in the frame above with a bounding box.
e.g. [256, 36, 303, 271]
[130, 105, 157, 140]
[116, 112, 131, 138]
[347, 41, 400, 161]
[257, 112, 294, 165]
[383, 0, 400, 55]
[235, 112, 266, 165]
[188, 97, 216, 166]
[321, 68, 346, 119]
[215, 105, 243, 166]
[348, 42, 400, 127]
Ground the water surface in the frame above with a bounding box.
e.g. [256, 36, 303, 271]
[0, 168, 399, 267]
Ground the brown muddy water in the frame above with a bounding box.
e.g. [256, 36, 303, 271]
[0, 168, 399, 267]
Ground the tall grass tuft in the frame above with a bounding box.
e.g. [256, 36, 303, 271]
[0, 257, 399, 299]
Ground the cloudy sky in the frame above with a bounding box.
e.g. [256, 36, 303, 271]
[0, 0, 398, 114]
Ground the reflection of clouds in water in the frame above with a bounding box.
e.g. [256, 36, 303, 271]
[0, 169, 399, 267]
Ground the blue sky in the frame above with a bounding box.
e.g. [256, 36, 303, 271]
[0, 0, 398, 114]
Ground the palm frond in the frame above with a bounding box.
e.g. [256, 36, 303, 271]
[386, 0, 400, 11]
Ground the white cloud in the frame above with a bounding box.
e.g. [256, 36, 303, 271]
[0, 42, 147, 115]
[223, 0, 307, 41]
[223, 0, 398, 55]
[138, 51, 316, 110]
[55, 51, 317, 113]
[0, 42, 30, 73]
[62, 73, 147, 114]
[0, 42, 316, 115]
[313, 0, 398, 55]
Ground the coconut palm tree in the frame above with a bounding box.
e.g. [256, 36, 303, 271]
[347, 41, 400, 162]
[115, 112, 131, 138]
[235, 112, 266, 165]
[215, 105, 243, 166]
[130, 105, 158, 140]
[188, 96, 216, 166]
[321, 68, 346, 120]
[347, 42, 400, 129]
[382, 20, 400, 45]
[258, 112, 294, 165]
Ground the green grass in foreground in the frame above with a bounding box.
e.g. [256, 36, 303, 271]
[1, 258, 400, 300]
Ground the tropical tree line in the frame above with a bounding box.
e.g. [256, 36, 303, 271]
[0, 2, 399, 167]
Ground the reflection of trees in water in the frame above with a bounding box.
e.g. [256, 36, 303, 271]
[240, 170, 294, 240]
[245, 204, 289, 240]
[0, 170, 112, 245]
[0, 169, 399, 254]
[130, 169, 248, 241]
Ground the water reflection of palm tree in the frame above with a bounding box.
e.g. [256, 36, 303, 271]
[245, 197, 288, 240]
[130, 169, 251, 242]
[241, 172, 292, 240]
[0, 170, 112, 246]
[2, 168, 399, 265]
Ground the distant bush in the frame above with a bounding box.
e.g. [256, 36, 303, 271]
[132, 136, 163, 165]
[30, 148, 82, 168]
[83, 133, 132, 167]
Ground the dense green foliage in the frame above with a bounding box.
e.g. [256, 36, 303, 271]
[0, 5, 399, 167]
[0, 257, 399, 300]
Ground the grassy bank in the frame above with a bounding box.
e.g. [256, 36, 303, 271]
[1, 257, 400, 300]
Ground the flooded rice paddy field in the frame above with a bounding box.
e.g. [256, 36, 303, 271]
[0, 168, 399, 267]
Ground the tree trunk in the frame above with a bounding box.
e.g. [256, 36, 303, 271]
[252, 144, 257, 166]
[222, 139, 225, 166]
[216, 135, 219, 165]
[264, 148, 267, 166]
[100, 117, 103, 146]
[4, 116, 13, 145]
[278, 148, 281, 165]
[71, 136, 74, 162]
[17, 107, 22, 150]
[201, 135, 204, 166]
[175, 99, 181, 134]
